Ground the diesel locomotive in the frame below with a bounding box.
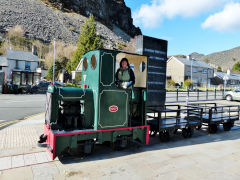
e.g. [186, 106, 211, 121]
[39, 49, 150, 159]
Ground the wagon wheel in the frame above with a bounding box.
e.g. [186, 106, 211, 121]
[223, 122, 233, 131]
[159, 130, 170, 142]
[182, 127, 194, 138]
[149, 130, 157, 136]
[187, 127, 194, 137]
[208, 124, 218, 134]
[182, 128, 188, 138]
[196, 124, 202, 130]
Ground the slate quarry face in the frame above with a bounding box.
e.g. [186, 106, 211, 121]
[0, 0, 138, 49]
[47, 0, 141, 37]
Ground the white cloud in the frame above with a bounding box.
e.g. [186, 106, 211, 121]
[133, 0, 226, 28]
[202, 3, 240, 32]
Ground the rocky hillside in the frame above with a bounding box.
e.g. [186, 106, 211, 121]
[0, 0, 140, 49]
[189, 52, 204, 60]
[190, 47, 240, 70]
[42, 0, 141, 37]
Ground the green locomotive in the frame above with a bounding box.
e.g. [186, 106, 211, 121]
[39, 49, 149, 159]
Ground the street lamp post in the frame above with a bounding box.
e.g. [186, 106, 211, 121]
[223, 74, 229, 94]
[190, 58, 193, 82]
[52, 38, 56, 85]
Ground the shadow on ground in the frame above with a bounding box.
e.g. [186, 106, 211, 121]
[58, 125, 240, 164]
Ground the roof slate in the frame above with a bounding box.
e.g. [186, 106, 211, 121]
[214, 72, 240, 81]
[173, 57, 213, 69]
[6, 50, 38, 62]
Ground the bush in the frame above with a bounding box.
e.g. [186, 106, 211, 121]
[65, 83, 81, 88]
[217, 66, 222, 72]
[69, 26, 76, 32]
[232, 62, 240, 73]
[7, 25, 24, 38]
[46, 61, 63, 81]
[167, 80, 176, 88]
[116, 42, 127, 50]
[184, 79, 193, 88]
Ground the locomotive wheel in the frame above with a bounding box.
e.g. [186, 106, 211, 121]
[159, 130, 170, 142]
[83, 140, 95, 154]
[223, 122, 233, 131]
[208, 124, 218, 134]
[111, 136, 128, 151]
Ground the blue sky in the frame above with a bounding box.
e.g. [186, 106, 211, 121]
[125, 0, 240, 55]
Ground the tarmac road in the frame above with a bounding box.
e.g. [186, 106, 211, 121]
[0, 94, 45, 128]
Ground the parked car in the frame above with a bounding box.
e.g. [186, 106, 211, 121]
[224, 88, 240, 101]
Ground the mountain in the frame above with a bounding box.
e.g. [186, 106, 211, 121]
[0, 0, 140, 49]
[189, 52, 205, 60]
[197, 46, 240, 70]
[170, 47, 240, 71]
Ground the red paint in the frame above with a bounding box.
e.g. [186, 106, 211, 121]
[109, 105, 118, 112]
[43, 124, 150, 160]
[44, 124, 55, 160]
[83, 84, 87, 88]
[146, 125, 150, 145]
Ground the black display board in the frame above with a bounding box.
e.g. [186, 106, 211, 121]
[136, 35, 168, 107]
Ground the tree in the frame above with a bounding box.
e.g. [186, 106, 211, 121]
[67, 14, 103, 72]
[184, 79, 193, 89]
[232, 62, 240, 73]
[204, 58, 209, 64]
[217, 66, 222, 72]
[46, 61, 63, 81]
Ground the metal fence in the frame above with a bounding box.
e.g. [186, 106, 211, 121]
[0, 72, 3, 93]
[166, 89, 224, 103]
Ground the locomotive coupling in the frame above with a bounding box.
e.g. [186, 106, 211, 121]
[38, 134, 47, 144]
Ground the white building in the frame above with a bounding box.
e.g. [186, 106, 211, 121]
[0, 49, 40, 86]
[167, 56, 214, 87]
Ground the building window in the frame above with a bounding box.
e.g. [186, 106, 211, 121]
[193, 68, 197, 73]
[25, 61, 30, 70]
[202, 69, 207, 74]
[0, 66, 2, 70]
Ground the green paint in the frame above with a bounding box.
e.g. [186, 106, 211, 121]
[45, 49, 149, 158]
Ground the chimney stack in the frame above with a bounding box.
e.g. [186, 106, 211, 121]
[186, 55, 192, 60]
[32, 45, 37, 56]
[227, 68, 231, 76]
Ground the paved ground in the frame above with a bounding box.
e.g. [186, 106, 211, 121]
[0, 94, 45, 129]
[0, 99, 240, 179]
